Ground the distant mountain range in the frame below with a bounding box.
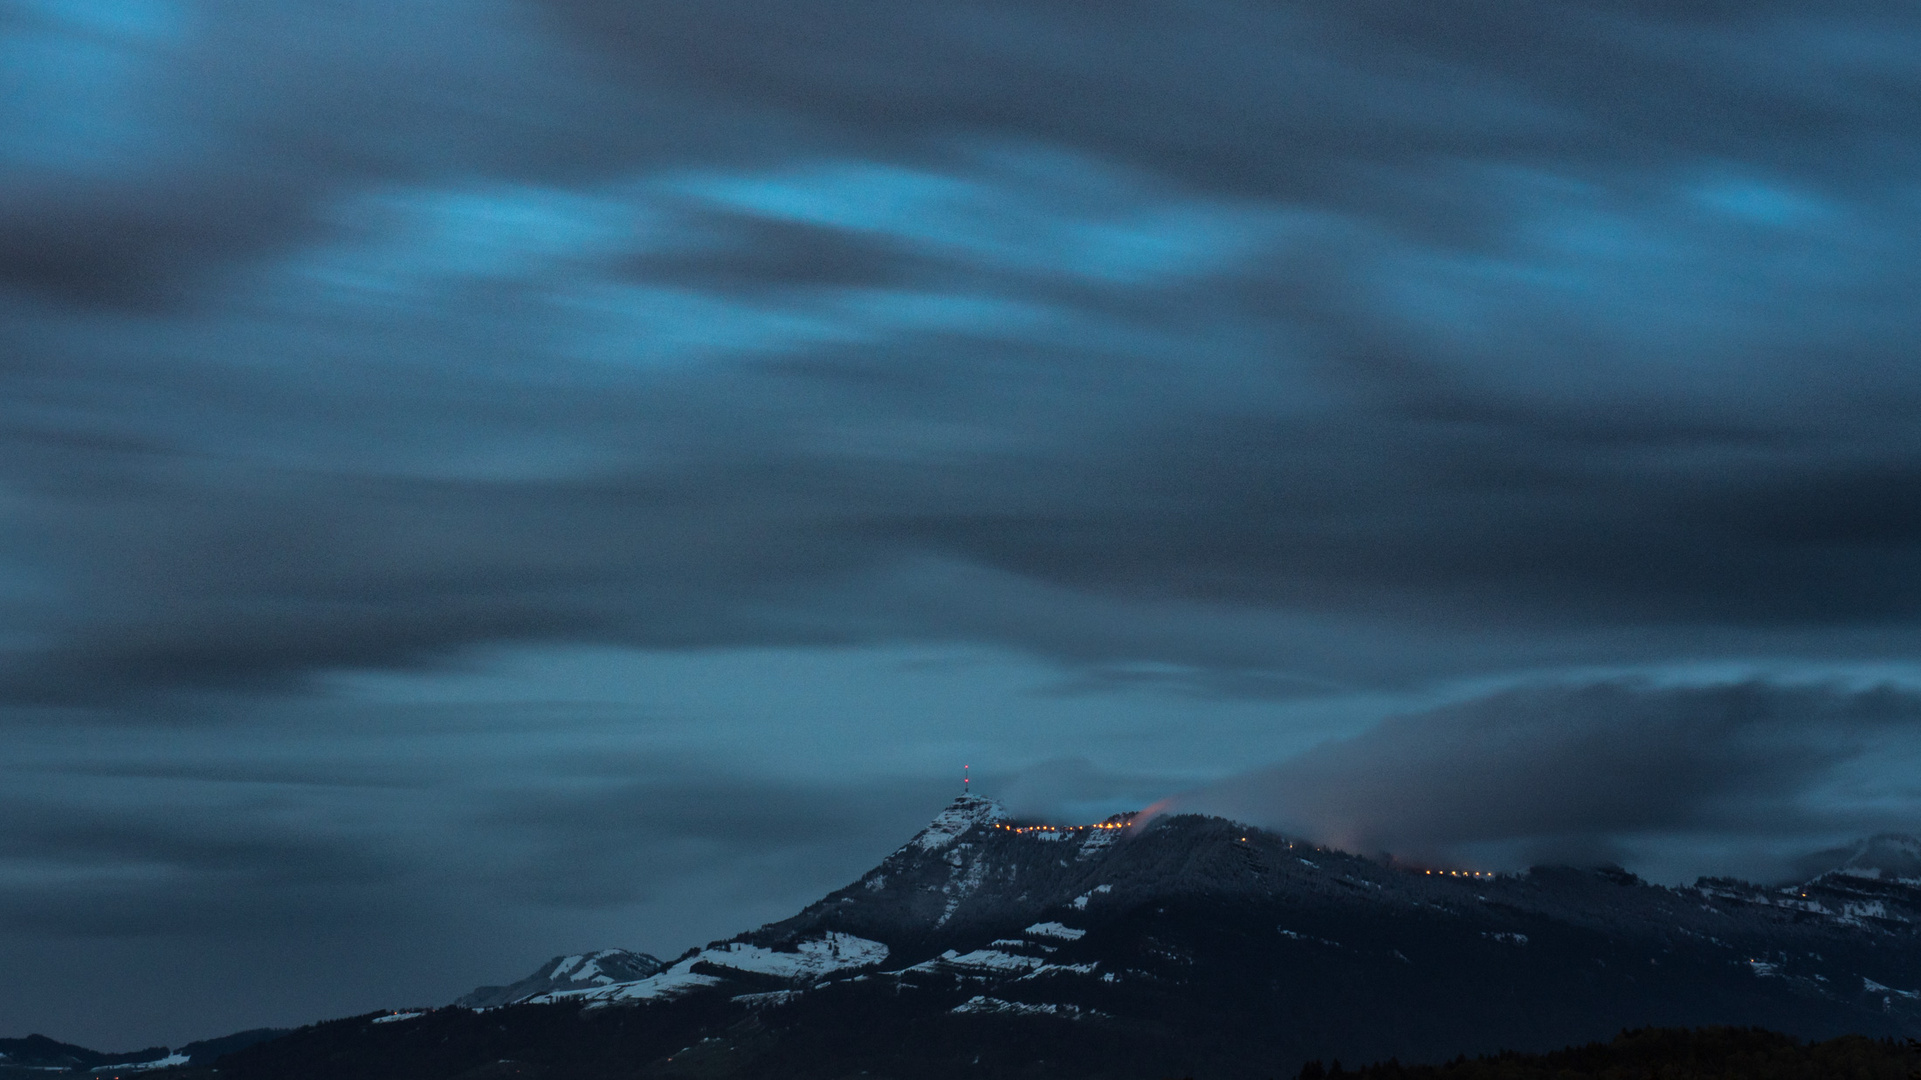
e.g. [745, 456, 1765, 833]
[1791, 832, 1921, 884]
[454, 950, 668, 1010]
[15, 796, 1921, 1078]
[0, 1029, 284, 1078]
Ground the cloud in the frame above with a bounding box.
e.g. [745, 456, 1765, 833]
[615, 209, 929, 296]
[987, 757, 1181, 823]
[470, 764, 942, 909]
[1178, 679, 1921, 878]
[0, 1, 1917, 710]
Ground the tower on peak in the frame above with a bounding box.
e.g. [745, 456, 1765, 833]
[962, 764, 970, 795]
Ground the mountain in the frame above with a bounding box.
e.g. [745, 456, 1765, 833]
[0, 1034, 169, 1075]
[0, 1029, 285, 1078]
[1791, 832, 1921, 885]
[456, 950, 667, 1009]
[147, 800, 1921, 1077]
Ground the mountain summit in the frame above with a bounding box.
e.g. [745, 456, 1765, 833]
[218, 800, 1921, 1080]
[903, 792, 1008, 852]
[454, 949, 665, 1009]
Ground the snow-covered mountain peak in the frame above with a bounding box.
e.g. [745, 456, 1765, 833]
[905, 793, 1007, 853]
[454, 948, 664, 1009]
[189, 802, 1921, 1080]
[394, 803, 1921, 1073]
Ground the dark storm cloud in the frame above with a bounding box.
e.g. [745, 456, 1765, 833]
[0, 444, 902, 704]
[0, 804, 397, 937]
[0, 179, 315, 309]
[44, 380, 1921, 703]
[1179, 680, 1921, 875]
[918, 406, 1921, 624]
[616, 211, 926, 294]
[0, 0, 670, 310]
[11, 345, 1921, 705]
[12, 0, 1912, 310]
[0, 0, 1917, 708]
[0, 762, 925, 930]
[536, 0, 1918, 204]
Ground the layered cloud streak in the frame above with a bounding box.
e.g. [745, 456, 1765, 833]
[1183, 680, 1921, 881]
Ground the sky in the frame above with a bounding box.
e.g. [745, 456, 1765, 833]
[6, 0, 1921, 1050]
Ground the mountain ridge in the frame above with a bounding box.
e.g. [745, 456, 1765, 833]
[455, 950, 666, 1010]
[431, 796, 1921, 1035]
[21, 798, 1921, 1078]
[0, 1029, 286, 1078]
[1792, 832, 1921, 886]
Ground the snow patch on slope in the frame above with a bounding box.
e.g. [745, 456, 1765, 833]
[900, 948, 1047, 977]
[548, 951, 629, 986]
[699, 933, 890, 979]
[1864, 977, 1919, 999]
[1071, 885, 1113, 910]
[942, 949, 1048, 973]
[953, 995, 1089, 1019]
[1017, 961, 1099, 980]
[534, 933, 887, 1004]
[1840, 900, 1890, 922]
[732, 990, 800, 1008]
[91, 1052, 191, 1071]
[938, 852, 991, 926]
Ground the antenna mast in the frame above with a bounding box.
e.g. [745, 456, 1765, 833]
[963, 764, 970, 796]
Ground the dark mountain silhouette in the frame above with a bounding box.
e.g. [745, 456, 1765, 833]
[0, 1029, 284, 1078]
[17, 797, 1921, 1078]
[0, 1034, 168, 1074]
